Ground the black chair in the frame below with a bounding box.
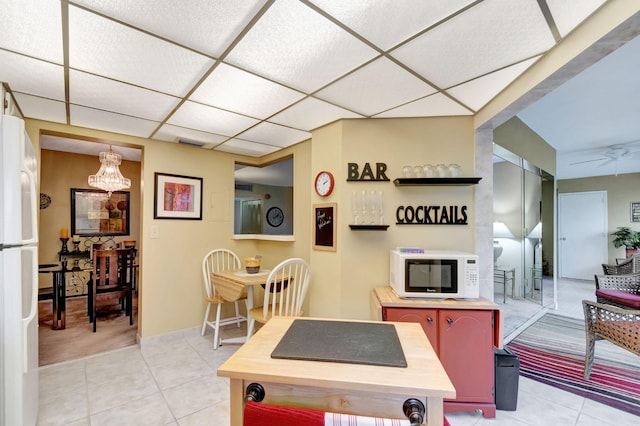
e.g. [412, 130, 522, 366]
[89, 248, 135, 332]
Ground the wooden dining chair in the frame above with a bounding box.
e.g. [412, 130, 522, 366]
[247, 258, 311, 339]
[201, 249, 248, 349]
[90, 248, 135, 332]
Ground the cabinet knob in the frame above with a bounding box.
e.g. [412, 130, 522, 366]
[447, 318, 453, 325]
[426, 317, 433, 323]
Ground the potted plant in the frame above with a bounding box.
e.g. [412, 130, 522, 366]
[611, 226, 640, 258]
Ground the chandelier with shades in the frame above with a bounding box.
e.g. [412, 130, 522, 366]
[88, 146, 131, 196]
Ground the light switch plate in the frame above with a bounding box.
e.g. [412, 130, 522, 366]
[150, 225, 160, 239]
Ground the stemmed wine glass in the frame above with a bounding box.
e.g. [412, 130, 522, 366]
[360, 191, 368, 224]
[369, 190, 377, 224]
[351, 191, 359, 224]
[378, 191, 384, 224]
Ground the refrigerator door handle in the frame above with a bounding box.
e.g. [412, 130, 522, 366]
[21, 166, 38, 245]
[22, 246, 38, 373]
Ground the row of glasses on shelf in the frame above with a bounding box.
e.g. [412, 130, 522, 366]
[402, 163, 461, 178]
[351, 190, 384, 225]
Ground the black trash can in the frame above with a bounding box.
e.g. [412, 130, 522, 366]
[494, 347, 520, 411]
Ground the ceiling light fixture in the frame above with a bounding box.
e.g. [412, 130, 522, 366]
[88, 146, 131, 196]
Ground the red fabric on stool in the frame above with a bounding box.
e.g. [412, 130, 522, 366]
[243, 401, 324, 426]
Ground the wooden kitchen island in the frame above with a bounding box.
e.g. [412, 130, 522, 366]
[372, 287, 502, 418]
[217, 316, 455, 426]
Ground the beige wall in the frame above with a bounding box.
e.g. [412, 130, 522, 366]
[558, 173, 640, 263]
[310, 117, 476, 320]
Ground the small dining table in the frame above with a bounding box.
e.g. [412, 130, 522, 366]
[211, 269, 273, 345]
[38, 262, 92, 330]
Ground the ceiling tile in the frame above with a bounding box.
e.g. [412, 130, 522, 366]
[70, 105, 160, 138]
[237, 122, 310, 148]
[446, 57, 540, 111]
[167, 101, 259, 136]
[391, 0, 555, 89]
[547, 0, 607, 38]
[70, 70, 181, 121]
[190, 63, 305, 119]
[315, 57, 436, 116]
[0, 50, 65, 101]
[41, 134, 142, 161]
[225, 0, 378, 92]
[269, 97, 363, 131]
[68, 5, 214, 97]
[309, 0, 475, 50]
[13, 94, 67, 124]
[373, 93, 472, 118]
[0, 0, 63, 63]
[215, 138, 281, 157]
[154, 124, 228, 149]
[72, 0, 269, 58]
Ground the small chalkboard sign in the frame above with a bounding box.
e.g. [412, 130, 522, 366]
[313, 203, 336, 251]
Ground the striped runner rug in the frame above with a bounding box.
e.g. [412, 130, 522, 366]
[506, 313, 640, 416]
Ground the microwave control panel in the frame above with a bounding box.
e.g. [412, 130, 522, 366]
[465, 259, 479, 288]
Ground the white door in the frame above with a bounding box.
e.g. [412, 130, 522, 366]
[558, 191, 608, 280]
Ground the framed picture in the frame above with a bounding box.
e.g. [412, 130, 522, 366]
[313, 203, 337, 251]
[631, 202, 640, 223]
[71, 188, 130, 236]
[154, 172, 203, 220]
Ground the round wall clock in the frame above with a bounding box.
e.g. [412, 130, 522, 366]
[314, 171, 335, 197]
[266, 206, 284, 227]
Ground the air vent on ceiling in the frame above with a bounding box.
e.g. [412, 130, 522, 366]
[235, 183, 253, 192]
[178, 138, 205, 148]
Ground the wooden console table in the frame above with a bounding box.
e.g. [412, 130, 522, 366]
[217, 316, 455, 426]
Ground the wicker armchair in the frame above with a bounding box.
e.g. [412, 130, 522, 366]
[602, 253, 640, 275]
[594, 272, 640, 309]
[582, 300, 640, 379]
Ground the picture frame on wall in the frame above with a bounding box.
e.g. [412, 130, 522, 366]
[631, 202, 640, 223]
[154, 172, 203, 220]
[313, 203, 337, 251]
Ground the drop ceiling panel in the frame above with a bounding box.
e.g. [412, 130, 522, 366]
[215, 138, 281, 157]
[167, 101, 259, 136]
[68, 5, 214, 97]
[547, 0, 607, 38]
[154, 124, 228, 149]
[70, 70, 181, 121]
[72, 0, 269, 58]
[315, 57, 436, 116]
[70, 105, 160, 138]
[190, 64, 305, 119]
[0, 50, 65, 101]
[373, 93, 471, 118]
[41, 134, 142, 161]
[0, 0, 63, 63]
[225, 0, 378, 92]
[447, 57, 540, 111]
[13, 94, 67, 124]
[391, 0, 555, 89]
[269, 97, 363, 131]
[237, 122, 310, 148]
[309, 0, 475, 50]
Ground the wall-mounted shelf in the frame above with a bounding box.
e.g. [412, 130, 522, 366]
[393, 177, 482, 186]
[349, 224, 389, 231]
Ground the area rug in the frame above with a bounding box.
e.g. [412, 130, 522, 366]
[506, 313, 640, 416]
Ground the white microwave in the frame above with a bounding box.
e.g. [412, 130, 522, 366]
[389, 249, 479, 299]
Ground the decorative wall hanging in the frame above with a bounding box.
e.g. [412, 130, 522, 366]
[154, 172, 203, 220]
[70, 188, 130, 236]
[313, 203, 337, 251]
[40, 193, 51, 209]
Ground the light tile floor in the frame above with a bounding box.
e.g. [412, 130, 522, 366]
[38, 278, 638, 425]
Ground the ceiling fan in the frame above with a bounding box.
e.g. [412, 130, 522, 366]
[570, 143, 640, 167]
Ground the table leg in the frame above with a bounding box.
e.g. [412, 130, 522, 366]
[426, 396, 444, 426]
[220, 286, 254, 346]
[52, 271, 66, 330]
[228, 378, 244, 426]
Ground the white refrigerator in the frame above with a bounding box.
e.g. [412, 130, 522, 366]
[0, 114, 39, 426]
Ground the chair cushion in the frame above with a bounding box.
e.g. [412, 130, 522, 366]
[596, 289, 640, 309]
